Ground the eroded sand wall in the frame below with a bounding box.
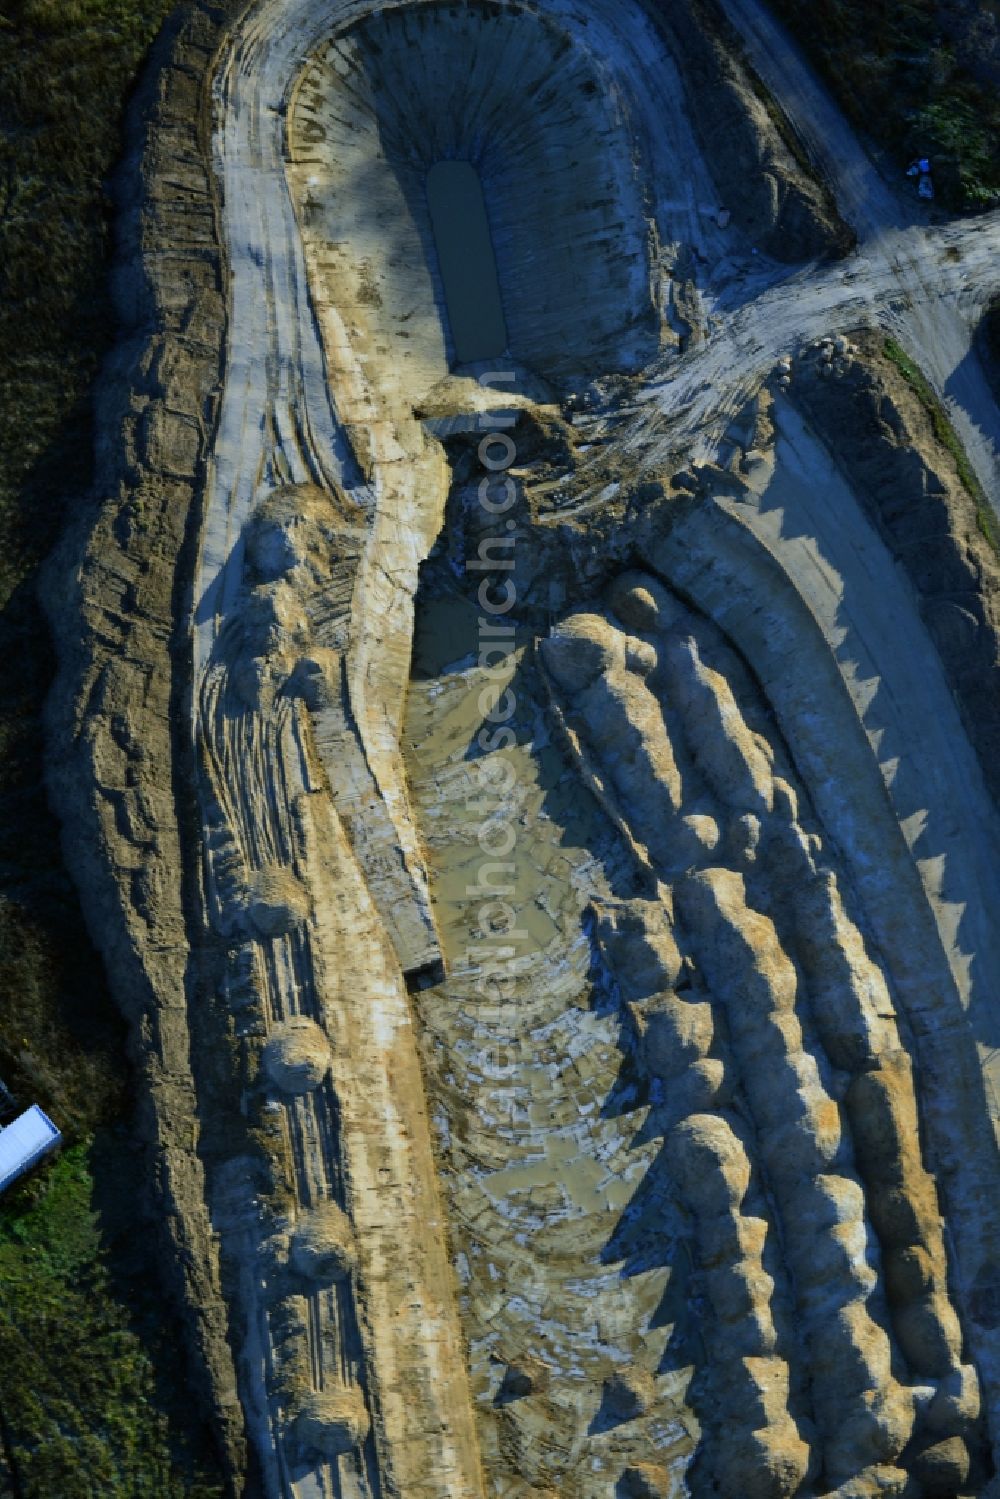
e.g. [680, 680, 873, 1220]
[42, 0, 249, 1479]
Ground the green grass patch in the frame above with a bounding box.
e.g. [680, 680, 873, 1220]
[0, 1143, 224, 1497]
[883, 335, 1000, 555]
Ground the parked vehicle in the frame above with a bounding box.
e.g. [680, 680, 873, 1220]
[0, 1106, 62, 1195]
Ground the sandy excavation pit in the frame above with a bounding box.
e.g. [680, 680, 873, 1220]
[41, 0, 1000, 1495]
[400, 385, 1000, 1495]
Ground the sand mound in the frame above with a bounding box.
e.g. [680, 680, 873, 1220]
[287, 650, 340, 711]
[262, 1017, 332, 1094]
[247, 867, 311, 937]
[246, 482, 362, 581]
[607, 570, 679, 635]
[295, 1387, 370, 1458]
[540, 613, 621, 694]
[290, 1202, 356, 1282]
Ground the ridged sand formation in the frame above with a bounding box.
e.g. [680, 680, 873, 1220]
[41, 0, 1000, 1494]
[538, 574, 989, 1495]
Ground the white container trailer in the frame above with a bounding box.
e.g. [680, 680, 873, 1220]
[0, 1106, 62, 1195]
